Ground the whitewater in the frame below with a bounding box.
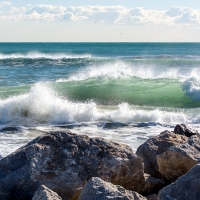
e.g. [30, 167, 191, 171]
[1, 42, 200, 158]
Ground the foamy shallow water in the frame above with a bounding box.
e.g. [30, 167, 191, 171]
[1, 123, 200, 159]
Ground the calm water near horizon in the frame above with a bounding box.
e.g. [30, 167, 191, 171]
[1, 42, 200, 158]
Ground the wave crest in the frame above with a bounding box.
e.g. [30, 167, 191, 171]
[0, 52, 91, 60]
[57, 60, 200, 82]
[0, 83, 187, 125]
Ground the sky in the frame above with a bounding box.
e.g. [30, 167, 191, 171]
[1, 1, 200, 42]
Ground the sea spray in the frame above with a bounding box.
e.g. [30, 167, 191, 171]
[182, 76, 200, 101]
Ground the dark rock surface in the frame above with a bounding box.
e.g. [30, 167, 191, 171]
[0, 191, 7, 200]
[157, 135, 200, 183]
[145, 194, 157, 200]
[0, 131, 145, 200]
[32, 185, 62, 200]
[174, 123, 198, 137]
[158, 164, 200, 200]
[136, 130, 187, 177]
[78, 177, 147, 200]
[142, 174, 165, 195]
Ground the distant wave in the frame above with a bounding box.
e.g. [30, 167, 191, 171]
[0, 82, 188, 125]
[57, 61, 134, 81]
[2, 51, 200, 61]
[119, 55, 200, 61]
[56, 61, 200, 82]
[0, 52, 91, 60]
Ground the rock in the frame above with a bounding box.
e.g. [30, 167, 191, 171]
[142, 174, 165, 195]
[157, 164, 200, 200]
[187, 133, 200, 150]
[136, 130, 187, 177]
[157, 135, 200, 183]
[32, 185, 62, 200]
[174, 123, 198, 137]
[145, 194, 157, 200]
[0, 131, 145, 200]
[0, 191, 7, 200]
[78, 177, 147, 200]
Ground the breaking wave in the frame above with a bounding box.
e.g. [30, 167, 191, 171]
[0, 82, 188, 125]
[56, 60, 200, 82]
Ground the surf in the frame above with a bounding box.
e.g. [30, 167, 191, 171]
[0, 51, 91, 60]
[0, 82, 191, 126]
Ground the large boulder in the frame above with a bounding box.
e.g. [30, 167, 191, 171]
[32, 185, 62, 200]
[136, 130, 187, 177]
[157, 164, 200, 200]
[78, 177, 147, 200]
[157, 135, 200, 183]
[0, 131, 145, 200]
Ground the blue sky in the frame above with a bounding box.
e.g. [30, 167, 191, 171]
[1, 1, 200, 42]
[7, 0, 200, 9]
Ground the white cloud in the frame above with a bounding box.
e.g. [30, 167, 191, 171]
[26, 4, 66, 15]
[0, 1, 11, 8]
[166, 7, 188, 17]
[1, 4, 200, 26]
[9, 7, 26, 14]
[176, 9, 200, 25]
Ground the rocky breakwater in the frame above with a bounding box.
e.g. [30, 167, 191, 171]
[0, 131, 145, 200]
[135, 123, 200, 200]
[1, 123, 200, 200]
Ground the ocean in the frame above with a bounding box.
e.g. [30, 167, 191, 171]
[1, 42, 200, 158]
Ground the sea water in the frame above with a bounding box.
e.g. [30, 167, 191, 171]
[1, 42, 200, 158]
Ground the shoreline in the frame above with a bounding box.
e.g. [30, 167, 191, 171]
[0, 122, 186, 159]
[0, 123, 200, 199]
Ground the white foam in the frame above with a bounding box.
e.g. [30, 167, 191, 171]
[182, 76, 200, 101]
[97, 103, 187, 125]
[0, 83, 97, 124]
[0, 52, 91, 60]
[56, 61, 198, 82]
[0, 83, 188, 126]
[0, 127, 43, 158]
[57, 61, 133, 82]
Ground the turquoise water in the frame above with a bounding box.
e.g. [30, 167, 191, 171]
[1, 42, 200, 157]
